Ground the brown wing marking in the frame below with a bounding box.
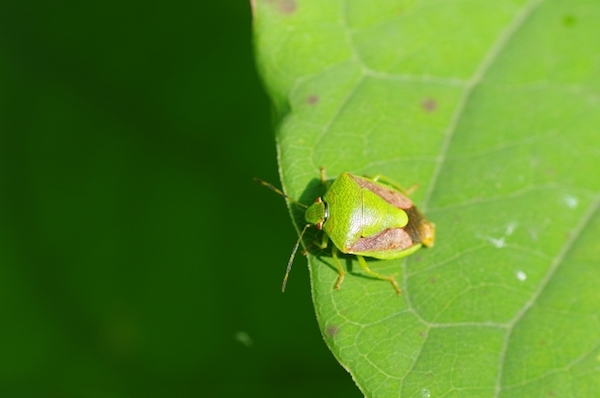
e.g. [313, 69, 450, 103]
[349, 228, 414, 252]
[403, 206, 435, 247]
[351, 175, 413, 210]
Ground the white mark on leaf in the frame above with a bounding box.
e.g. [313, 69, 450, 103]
[563, 195, 579, 209]
[488, 237, 506, 248]
[516, 270, 527, 281]
[505, 222, 518, 235]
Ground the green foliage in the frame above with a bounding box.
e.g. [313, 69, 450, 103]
[253, 0, 600, 396]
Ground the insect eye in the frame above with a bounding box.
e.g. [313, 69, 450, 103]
[316, 221, 323, 230]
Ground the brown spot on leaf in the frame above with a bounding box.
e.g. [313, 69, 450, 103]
[430, 277, 436, 284]
[419, 331, 425, 338]
[277, 0, 296, 14]
[306, 95, 319, 105]
[422, 98, 437, 112]
[326, 326, 339, 337]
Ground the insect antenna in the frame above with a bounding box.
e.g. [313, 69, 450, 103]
[253, 178, 308, 208]
[282, 224, 311, 292]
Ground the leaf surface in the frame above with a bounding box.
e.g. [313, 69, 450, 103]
[253, 0, 600, 396]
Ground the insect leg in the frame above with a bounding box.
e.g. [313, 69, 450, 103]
[313, 232, 329, 249]
[319, 166, 332, 189]
[370, 174, 418, 195]
[356, 255, 401, 295]
[331, 246, 346, 290]
[253, 178, 309, 208]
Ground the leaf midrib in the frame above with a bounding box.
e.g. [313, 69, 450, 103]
[422, 0, 546, 212]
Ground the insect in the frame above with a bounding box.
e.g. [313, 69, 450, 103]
[255, 169, 435, 294]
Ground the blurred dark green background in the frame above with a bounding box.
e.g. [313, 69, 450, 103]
[0, 2, 360, 397]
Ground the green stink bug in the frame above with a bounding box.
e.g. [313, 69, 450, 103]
[256, 169, 435, 295]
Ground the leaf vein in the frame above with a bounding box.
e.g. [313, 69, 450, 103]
[422, 0, 546, 212]
[495, 192, 600, 395]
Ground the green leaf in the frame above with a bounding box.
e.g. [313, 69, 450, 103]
[253, 0, 600, 396]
